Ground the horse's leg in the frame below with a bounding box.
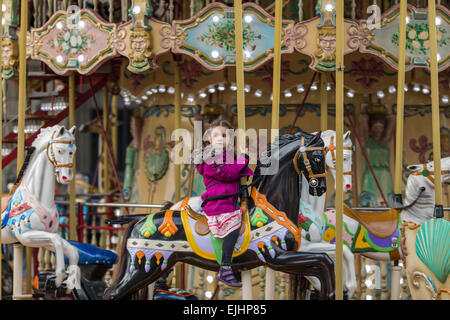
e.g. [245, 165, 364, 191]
[15, 230, 66, 287]
[300, 239, 356, 298]
[260, 243, 335, 300]
[60, 239, 81, 292]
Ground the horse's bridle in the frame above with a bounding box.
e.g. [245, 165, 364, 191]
[46, 131, 75, 169]
[410, 162, 449, 184]
[325, 135, 353, 176]
[293, 136, 326, 187]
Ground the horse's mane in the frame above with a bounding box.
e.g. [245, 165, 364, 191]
[6, 125, 74, 197]
[255, 130, 318, 174]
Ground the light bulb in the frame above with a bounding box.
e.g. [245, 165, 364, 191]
[217, 83, 225, 91]
[187, 94, 194, 103]
[199, 91, 207, 98]
[310, 83, 318, 91]
[158, 85, 166, 93]
[346, 90, 355, 98]
[442, 95, 449, 104]
[167, 87, 175, 94]
[244, 84, 251, 93]
[211, 50, 220, 59]
[422, 86, 430, 95]
[297, 84, 305, 93]
[388, 85, 396, 94]
[230, 83, 237, 91]
[254, 89, 262, 98]
[377, 90, 385, 99]
[413, 84, 421, 92]
[208, 85, 216, 93]
[244, 14, 253, 23]
[284, 90, 292, 98]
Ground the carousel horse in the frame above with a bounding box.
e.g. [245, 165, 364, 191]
[302, 156, 449, 298]
[1, 125, 81, 292]
[105, 130, 336, 300]
[400, 158, 450, 300]
[297, 130, 357, 297]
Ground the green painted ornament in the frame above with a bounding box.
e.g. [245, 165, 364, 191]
[250, 207, 268, 228]
[140, 214, 157, 238]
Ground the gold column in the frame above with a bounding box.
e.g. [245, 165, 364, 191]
[234, 0, 253, 300]
[271, 0, 282, 143]
[335, 0, 345, 300]
[111, 94, 118, 163]
[265, 0, 283, 301]
[428, 0, 443, 215]
[69, 73, 76, 241]
[320, 73, 328, 131]
[393, 0, 407, 199]
[18, 0, 30, 296]
[174, 61, 182, 288]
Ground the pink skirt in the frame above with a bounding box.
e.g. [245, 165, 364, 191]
[206, 209, 242, 238]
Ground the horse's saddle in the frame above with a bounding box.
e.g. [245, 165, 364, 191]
[343, 204, 399, 238]
[184, 205, 246, 237]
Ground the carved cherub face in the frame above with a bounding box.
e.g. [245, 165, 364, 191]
[1, 39, 15, 68]
[130, 30, 152, 62]
[318, 34, 336, 55]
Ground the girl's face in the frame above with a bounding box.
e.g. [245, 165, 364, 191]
[209, 126, 231, 149]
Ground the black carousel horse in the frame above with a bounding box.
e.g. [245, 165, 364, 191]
[104, 130, 336, 300]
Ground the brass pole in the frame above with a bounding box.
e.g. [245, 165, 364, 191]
[174, 60, 182, 288]
[428, 0, 443, 216]
[320, 73, 328, 131]
[69, 73, 76, 241]
[393, 0, 407, 200]
[335, 0, 345, 300]
[111, 94, 118, 163]
[18, 0, 29, 296]
[265, 0, 283, 301]
[234, 0, 253, 300]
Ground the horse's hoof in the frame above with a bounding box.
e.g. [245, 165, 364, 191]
[64, 265, 81, 291]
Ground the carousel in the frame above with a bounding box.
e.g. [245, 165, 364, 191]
[0, 0, 449, 301]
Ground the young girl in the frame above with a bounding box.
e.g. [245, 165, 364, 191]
[195, 119, 254, 287]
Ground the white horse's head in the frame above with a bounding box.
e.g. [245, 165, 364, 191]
[320, 130, 353, 192]
[406, 157, 450, 186]
[34, 125, 77, 185]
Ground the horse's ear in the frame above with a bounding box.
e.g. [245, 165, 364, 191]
[344, 130, 351, 140]
[407, 165, 421, 172]
[69, 126, 76, 135]
[307, 131, 322, 146]
[58, 126, 65, 136]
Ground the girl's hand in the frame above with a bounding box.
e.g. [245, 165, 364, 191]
[239, 146, 248, 155]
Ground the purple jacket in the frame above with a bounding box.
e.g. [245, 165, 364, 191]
[196, 151, 254, 216]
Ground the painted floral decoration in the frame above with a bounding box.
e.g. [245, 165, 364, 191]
[392, 22, 447, 55]
[198, 20, 261, 54]
[48, 28, 96, 58]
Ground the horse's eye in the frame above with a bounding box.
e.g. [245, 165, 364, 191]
[315, 158, 321, 162]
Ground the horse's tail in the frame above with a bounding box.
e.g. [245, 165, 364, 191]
[106, 217, 140, 298]
[105, 201, 173, 299]
[7, 146, 35, 198]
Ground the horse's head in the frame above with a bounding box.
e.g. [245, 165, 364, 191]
[322, 130, 353, 192]
[293, 131, 327, 197]
[407, 157, 450, 187]
[46, 125, 77, 184]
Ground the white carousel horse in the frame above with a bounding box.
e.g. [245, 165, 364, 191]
[1, 125, 81, 292]
[305, 157, 450, 298]
[298, 130, 357, 297]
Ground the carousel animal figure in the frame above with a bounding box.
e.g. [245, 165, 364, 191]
[400, 158, 450, 300]
[105, 130, 337, 300]
[1, 125, 81, 292]
[297, 130, 357, 298]
[301, 155, 449, 299]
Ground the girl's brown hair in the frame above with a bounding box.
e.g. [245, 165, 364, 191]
[210, 118, 234, 130]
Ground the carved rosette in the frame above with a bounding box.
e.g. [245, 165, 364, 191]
[160, 24, 185, 51]
[284, 23, 307, 52]
[347, 22, 374, 51]
[109, 26, 127, 54]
